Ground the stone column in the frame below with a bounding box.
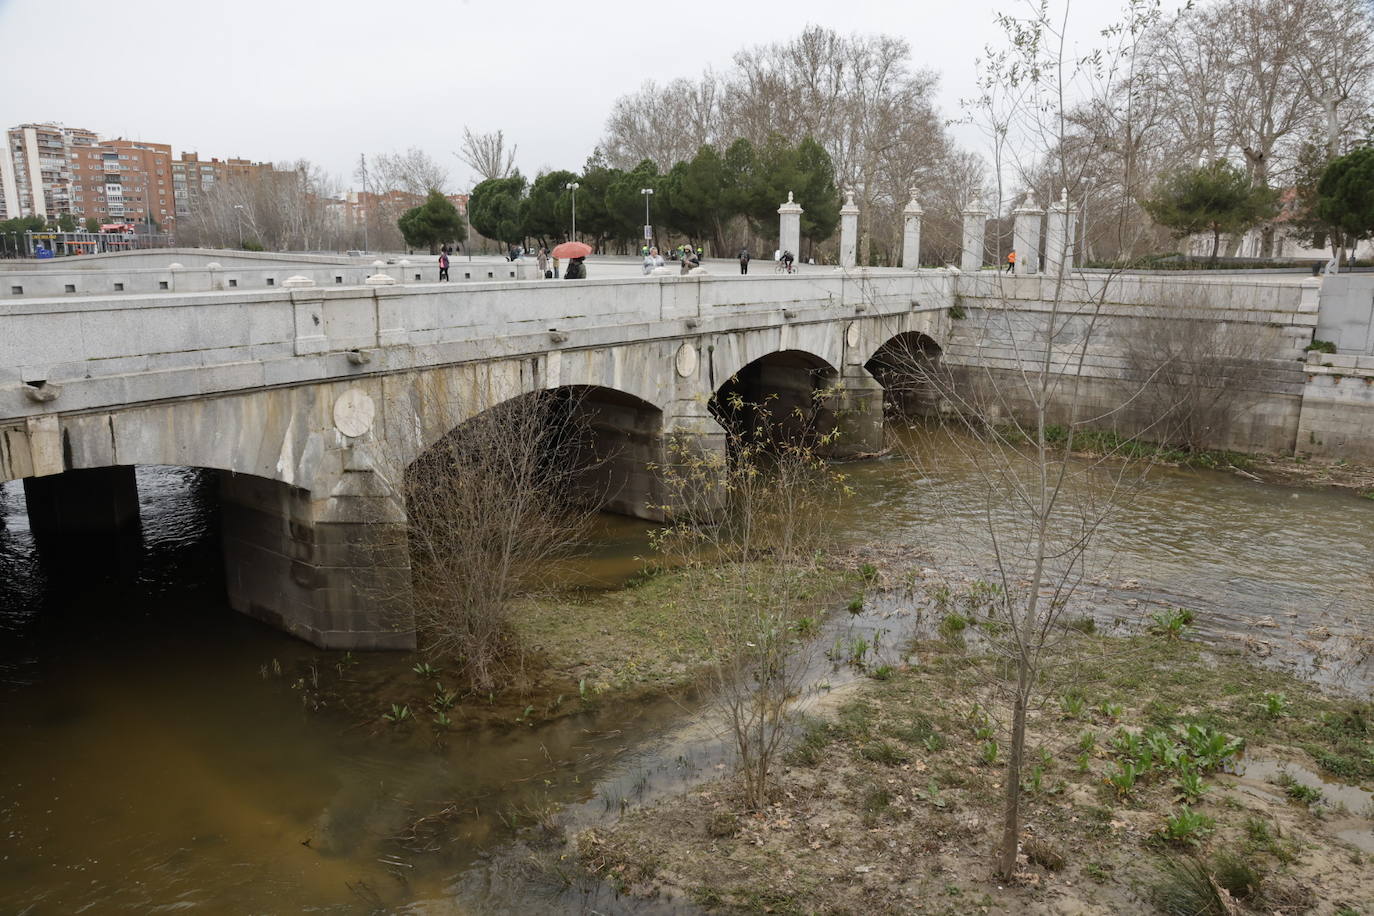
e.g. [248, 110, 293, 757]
[1044, 188, 1077, 277]
[961, 204, 989, 272]
[1011, 194, 1044, 275]
[827, 368, 886, 458]
[662, 401, 729, 518]
[839, 189, 860, 268]
[777, 191, 803, 260]
[901, 188, 923, 269]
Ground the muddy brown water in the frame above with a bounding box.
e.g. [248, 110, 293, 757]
[1, 427, 1371, 912]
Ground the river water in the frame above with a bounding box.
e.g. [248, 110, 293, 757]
[1, 428, 1371, 913]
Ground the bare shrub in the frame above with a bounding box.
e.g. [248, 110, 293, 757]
[652, 396, 848, 810]
[1123, 304, 1272, 452]
[372, 381, 603, 691]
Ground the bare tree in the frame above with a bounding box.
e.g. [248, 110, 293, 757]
[1123, 300, 1274, 452]
[906, 0, 1173, 882]
[369, 379, 603, 691]
[601, 76, 723, 170]
[457, 128, 518, 183]
[370, 148, 449, 194]
[181, 158, 355, 251]
[651, 396, 848, 810]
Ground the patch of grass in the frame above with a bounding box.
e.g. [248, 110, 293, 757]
[1153, 855, 1232, 916]
[1210, 850, 1263, 902]
[859, 740, 910, 766]
[938, 612, 970, 640]
[1276, 770, 1323, 806]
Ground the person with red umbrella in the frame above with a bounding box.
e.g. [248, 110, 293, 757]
[551, 241, 592, 280]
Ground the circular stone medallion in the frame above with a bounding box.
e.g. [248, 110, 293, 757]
[675, 343, 699, 378]
[333, 388, 376, 438]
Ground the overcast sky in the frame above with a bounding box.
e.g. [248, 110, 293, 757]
[0, 0, 1169, 191]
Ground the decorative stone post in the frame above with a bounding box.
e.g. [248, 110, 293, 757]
[901, 188, 923, 269]
[839, 189, 859, 268]
[961, 203, 989, 272]
[1011, 194, 1044, 276]
[777, 191, 803, 259]
[1044, 188, 1077, 277]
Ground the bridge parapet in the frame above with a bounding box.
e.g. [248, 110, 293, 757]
[1, 270, 956, 424]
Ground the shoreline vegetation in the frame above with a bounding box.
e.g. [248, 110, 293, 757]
[570, 585, 1374, 914]
[289, 544, 1372, 914]
[1003, 425, 1374, 499]
[270, 434, 1373, 913]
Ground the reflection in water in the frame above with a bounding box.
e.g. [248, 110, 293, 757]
[0, 431, 1371, 912]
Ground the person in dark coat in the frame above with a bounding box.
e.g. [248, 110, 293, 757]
[739, 248, 751, 274]
[564, 256, 586, 279]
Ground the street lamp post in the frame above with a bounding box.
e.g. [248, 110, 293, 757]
[641, 187, 654, 248]
[565, 182, 580, 240]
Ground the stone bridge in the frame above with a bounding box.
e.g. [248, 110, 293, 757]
[6, 249, 1362, 650]
[1, 265, 956, 648]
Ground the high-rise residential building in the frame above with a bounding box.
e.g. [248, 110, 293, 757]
[171, 152, 272, 220]
[4, 122, 272, 229]
[1, 123, 100, 221]
[69, 138, 174, 228]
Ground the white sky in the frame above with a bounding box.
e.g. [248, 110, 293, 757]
[0, 0, 1163, 191]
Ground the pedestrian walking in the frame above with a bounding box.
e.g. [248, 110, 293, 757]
[553, 256, 560, 278]
[537, 247, 548, 277]
[738, 247, 751, 274]
[564, 256, 586, 279]
[438, 251, 450, 281]
[1005, 249, 1016, 273]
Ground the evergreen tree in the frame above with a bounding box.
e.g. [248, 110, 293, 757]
[521, 169, 579, 246]
[1315, 147, 1374, 260]
[1141, 160, 1279, 261]
[467, 175, 526, 247]
[398, 188, 468, 253]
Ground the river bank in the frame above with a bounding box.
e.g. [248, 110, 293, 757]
[574, 621, 1374, 914]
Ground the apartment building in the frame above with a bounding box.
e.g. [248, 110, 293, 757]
[71, 138, 174, 227]
[0, 123, 100, 221]
[4, 122, 272, 229]
[171, 153, 272, 220]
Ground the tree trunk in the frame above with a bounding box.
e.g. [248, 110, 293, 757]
[997, 672, 1030, 878]
[1210, 229, 1221, 262]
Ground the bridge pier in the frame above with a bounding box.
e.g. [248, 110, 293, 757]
[23, 466, 141, 537]
[219, 470, 413, 650]
[828, 369, 886, 458]
[661, 403, 730, 518]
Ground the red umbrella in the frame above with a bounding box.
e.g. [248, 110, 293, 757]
[550, 241, 592, 259]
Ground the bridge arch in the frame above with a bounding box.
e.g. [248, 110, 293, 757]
[709, 349, 841, 448]
[404, 382, 667, 522]
[865, 331, 946, 418]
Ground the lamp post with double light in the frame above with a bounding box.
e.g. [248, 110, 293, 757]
[565, 182, 580, 240]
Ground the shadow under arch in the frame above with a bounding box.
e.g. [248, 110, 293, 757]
[407, 384, 666, 523]
[865, 331, 945, 418]
[709, 349, 840, 450]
